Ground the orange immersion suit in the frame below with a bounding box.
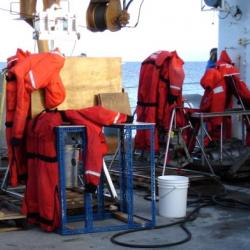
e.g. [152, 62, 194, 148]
[22, 107, 129, 231]
[134, 50, 185, 152]
[5, 49, 30, 186]
[5, 49, 66, 186]
[217, 50, 250, 145]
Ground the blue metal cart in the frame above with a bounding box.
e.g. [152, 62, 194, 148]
[56, 122, 155, 235]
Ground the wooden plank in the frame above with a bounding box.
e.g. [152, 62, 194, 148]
[105, 135, 119, 155]
[0, 210, 25, 221]
[112, 211, 147, 226]
[0, 227, 22, 233]
[97, 92, 131, 115]
[32, 57, 122, 117]
[97, 92, 131, 154]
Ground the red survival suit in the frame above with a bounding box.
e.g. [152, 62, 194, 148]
[200, 67, 230, 144]
[217, 50, 250, 145]
[5, 49, 66, 186]
[23, 110, 63, 232]
[134, 50, 185, 152]
[199, 50, 250, 145]
[22, 107, 128, 231]
[63, 107, 128, 186]
[5, 49, 30, 186]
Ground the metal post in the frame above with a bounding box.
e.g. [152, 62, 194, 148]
[220, 122, 223, 162]
[150, 124, 156, 227]
[162, 108, 176, 176]
[229, 75, 250, 125]
[56, 127, 67, 232]
[119, 128, 127, 212]
[186, 112, 216, 176]
[0, 165, 23, 199]
[200, 114, 205, 166]
[103, 160, 118, 200]
[126, 126, 134, 225]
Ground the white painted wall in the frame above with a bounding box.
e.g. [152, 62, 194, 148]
[218, 0, 250, 84]
[218, 0, 250, 138]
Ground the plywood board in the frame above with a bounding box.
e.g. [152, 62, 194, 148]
[97, 92, 131, 115]
[32, 57, 122, 116]
[97, 92, 132, 154]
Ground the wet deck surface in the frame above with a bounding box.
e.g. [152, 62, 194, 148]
[0, 178, 250, 250]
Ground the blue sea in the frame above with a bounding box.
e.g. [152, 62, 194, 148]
[122, 61, 206, 110]
[0, 61, 206, 109]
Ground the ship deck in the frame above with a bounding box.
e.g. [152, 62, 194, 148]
[0, 173, 250, 250]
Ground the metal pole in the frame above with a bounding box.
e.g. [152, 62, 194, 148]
[162, 108, 176, 176]
[103, 160, 118, 201]
[108, 140, 120, 170]
[229, 75, 250, 125]
[220, 122, 223, 162]
[0, 165, 24, 199]
[182, 109, 216, 176]
[195, 135, 216, 176]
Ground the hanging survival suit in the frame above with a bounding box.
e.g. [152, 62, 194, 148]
[200, 67, 230, 144]
[22, 106, 129, 232]
[134, 50, 185, 152]
[5, 49, 66, 186]
[5, 49, 30, 186]
[217, 50, 250, 145]
[22, 110, 63, 232]
[9, 49, 66, 143]
[63, 106, 128, 186]
[199, 50, 250, 145]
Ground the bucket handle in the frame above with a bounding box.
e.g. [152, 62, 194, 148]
[159, 185, 177, 199]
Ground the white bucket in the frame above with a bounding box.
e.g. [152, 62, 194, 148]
[158, 175, 189, 218]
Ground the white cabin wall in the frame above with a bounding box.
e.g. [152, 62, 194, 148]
[218, 0, 250, 138]
[218, 0, 250, 84]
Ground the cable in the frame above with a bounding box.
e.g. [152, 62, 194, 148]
[111, 173, 250, 248]
[125, 0, 134, 10]
[213, 194, 250, 210]
[125, 0, 144, 28]
[218, 11, 230, 20]
[110, 201, 212, 248]
[70, 40, 77, 56]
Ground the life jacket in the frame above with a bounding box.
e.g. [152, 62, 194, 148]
[134, 51, 185, 152]
[9, 49, 66, 144]
[22, 107, 128, 232]
[5, 49, 30, 186]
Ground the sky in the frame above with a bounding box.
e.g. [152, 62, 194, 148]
[0, 0, 218, 62]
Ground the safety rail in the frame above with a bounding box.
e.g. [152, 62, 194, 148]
[191, 109, 250, 172]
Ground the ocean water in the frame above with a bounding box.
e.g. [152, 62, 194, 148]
[0, 62, 6, 70]
[0, 61, 206, 109]
[122, 61, 206, 110]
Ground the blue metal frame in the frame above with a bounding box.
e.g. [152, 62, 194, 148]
[56, 122, 155, 235]
[114, 122, 156, 228]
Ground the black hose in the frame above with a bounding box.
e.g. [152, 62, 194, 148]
[111, 174, 250, 248]
[212, 195, 250, 210]
[110, 201, 212, 248]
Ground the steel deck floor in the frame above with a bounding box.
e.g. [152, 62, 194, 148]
[0, 179, 250, 250]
